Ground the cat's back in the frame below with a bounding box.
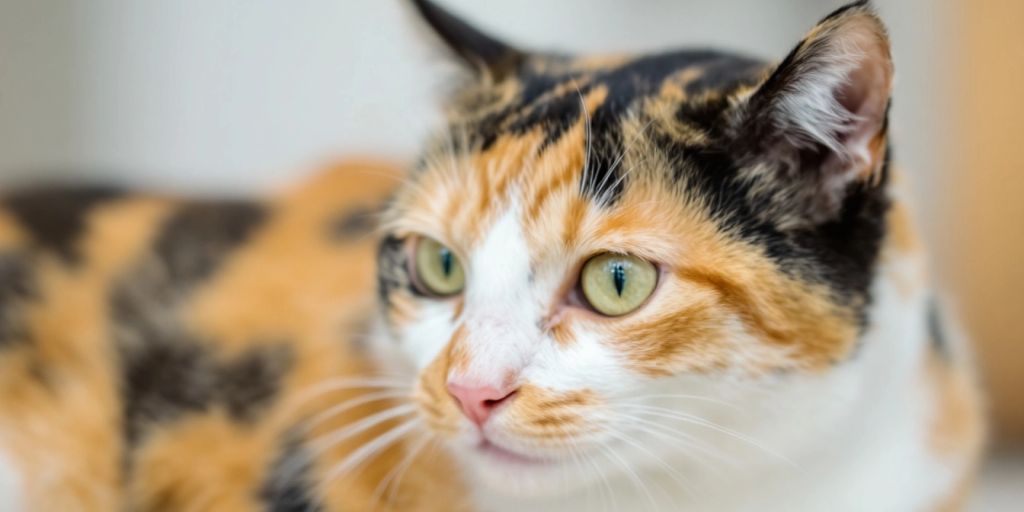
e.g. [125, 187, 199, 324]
[0, 161, 429, 510]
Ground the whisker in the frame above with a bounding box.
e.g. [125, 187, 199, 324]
[617, 392, 740, 410]
[566, 434, 613, 512]
[370, 431, 433, 510]
[595, 439, 660, 510]
[616, 404, 796, 467]
[308, 404, 416, 457]
[297, 389, 411, 436]
[319, 419, 422, 490]
[563, 442, 593, 511]
[602, 427, 695, 499]
[597, 117, 657, 205]
[604, 409, 739, 495]
[574, 80, 594, 199]
[280, 377, 411, 419]
[614, 412, 736, 472]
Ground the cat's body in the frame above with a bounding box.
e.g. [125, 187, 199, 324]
[0, 1, 982, 511]
[0, 163, 466, 511]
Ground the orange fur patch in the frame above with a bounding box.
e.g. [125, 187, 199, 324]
[505, 385, 598, 441]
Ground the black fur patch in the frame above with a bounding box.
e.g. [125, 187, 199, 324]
[1, 186, 123, 264]
[112, 199, 277, 449]
[118, 330, 218, 445]
[118, 334, 293, 445]
[377, 235, 412, 304]
[650, 126, 890, 324]
[574, 52, 763, 204]
[260, 435, 324, 512]
[152, 201, 269, 287]
[0, 252, 36, 347]
[449, 50, 764, 205]
[219, 344, 295, 422]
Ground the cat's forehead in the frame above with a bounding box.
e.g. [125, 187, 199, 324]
[397, 50, 774, 252]
[444, 50, 770, 148]
[393, 51, 766, 256]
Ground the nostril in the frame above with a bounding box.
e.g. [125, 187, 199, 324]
[446, 383, 519, 425]
[483, 389, 517, 409]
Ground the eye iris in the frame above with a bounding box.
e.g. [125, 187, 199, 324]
[414, 237, 465, 296]
[580, 253, 657, 316]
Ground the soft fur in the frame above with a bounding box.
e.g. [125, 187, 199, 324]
[0, 1, 981, 511]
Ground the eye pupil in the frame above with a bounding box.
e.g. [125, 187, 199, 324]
[440, 248, 453, 276]
[612, 262, 626, 296]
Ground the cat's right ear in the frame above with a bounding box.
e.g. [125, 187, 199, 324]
[409, 0, 525, 81]
[730, 1, 893, 225]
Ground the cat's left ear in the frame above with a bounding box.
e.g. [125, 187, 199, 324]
[409, 0, 526, 81]
[733, 1, 893, 222]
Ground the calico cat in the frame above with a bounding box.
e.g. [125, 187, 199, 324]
[0, 0, 982, 511]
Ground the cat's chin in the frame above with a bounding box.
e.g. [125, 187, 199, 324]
[451, 441, 594, 498]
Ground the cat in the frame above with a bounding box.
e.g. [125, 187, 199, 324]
[0, 0, 982, 511]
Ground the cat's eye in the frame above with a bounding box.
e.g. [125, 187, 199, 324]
[579, 253, 658, 316]
[413, 237, 465, 296]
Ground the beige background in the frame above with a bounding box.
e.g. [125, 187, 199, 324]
[949, 0, 1024, 443]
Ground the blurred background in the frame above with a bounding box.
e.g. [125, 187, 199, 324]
[0, 0, 1020, 507]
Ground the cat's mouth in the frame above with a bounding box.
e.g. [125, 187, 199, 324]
[459, 432, 610, 497]
[474, 439, 552, 466]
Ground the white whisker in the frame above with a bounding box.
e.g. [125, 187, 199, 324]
[596, 117, 658, 205]
[617, 404, 796, 467]
[280, 377, 410, 419]
[370, 431, 432, 510]
[308, 404, 416, 457]
[615, 392, 740, 410]
[595, 439, 660, 510]
[574, 80, 594, 197]
[606, 427, 695, 498]
[320, 419, 422, 490]
[297, 389, 411, 436]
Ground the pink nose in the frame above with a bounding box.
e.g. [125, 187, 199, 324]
[446, 382, 518, 426]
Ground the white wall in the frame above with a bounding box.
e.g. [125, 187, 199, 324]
[0, 0, 951, 209]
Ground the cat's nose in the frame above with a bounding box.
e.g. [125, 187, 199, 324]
[446, 382, 518, 426]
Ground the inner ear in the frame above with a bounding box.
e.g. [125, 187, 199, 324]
[827, 23, 892, 180]
[731, 3, 894, 224]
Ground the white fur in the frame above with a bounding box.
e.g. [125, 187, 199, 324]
[0, 449, 22, 511]
[374, 191, 959, 511]
[456, 204, 542, 385]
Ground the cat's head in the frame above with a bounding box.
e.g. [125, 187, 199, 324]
[376, 0, 893, 497]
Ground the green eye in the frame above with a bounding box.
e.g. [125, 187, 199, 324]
[580, 253, 658, 316]
[414, 237, 465, 296]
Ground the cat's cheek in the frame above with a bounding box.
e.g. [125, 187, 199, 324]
[394, 302, 462, 371]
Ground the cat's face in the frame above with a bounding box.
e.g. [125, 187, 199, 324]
[377, 0, 893, 496]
